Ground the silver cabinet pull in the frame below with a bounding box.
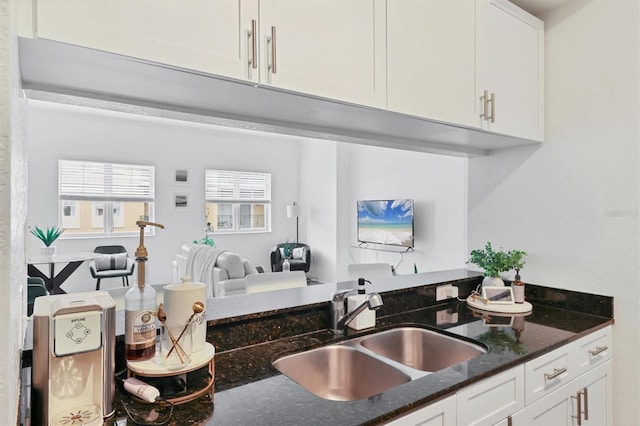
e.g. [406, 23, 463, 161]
[544, 367, 567, 380]
[588, 345, 608, 356]
[489, 92, 495, 123]
[576, 390, 583, 426]
[583, 387, 589, 420]
[248, 19, 257, 70]
[480, 90, 496, 123]
[481, 90, 489, 121]
[268, 26, 277, 74]
[572, 387, 589, 425]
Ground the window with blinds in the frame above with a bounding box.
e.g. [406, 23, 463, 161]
[205, 169, 271, 232]
[58, 160, 155, 236]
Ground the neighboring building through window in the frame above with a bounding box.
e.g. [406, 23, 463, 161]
[205, 169, 271, 233]
[58, 160, 155, 236]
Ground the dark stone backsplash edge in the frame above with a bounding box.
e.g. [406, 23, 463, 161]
[206, 275, 613, 354]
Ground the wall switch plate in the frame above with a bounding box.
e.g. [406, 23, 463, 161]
[436, 284, 458, 301]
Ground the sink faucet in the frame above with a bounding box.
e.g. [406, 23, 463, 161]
[330, 289, 383, 334]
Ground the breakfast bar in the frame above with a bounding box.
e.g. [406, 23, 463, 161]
[90, 272, 613, 426]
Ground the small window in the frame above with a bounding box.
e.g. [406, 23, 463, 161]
[205, 169, 271, 233]
[58, 160, 155, 237]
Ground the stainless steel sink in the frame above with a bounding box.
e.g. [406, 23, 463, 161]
[359, 327, 488, 372]
[272, 345, 411, 401]
[273, 326, 488, 401]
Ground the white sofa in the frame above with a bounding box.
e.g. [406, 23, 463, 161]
[175, 244, 307, 297]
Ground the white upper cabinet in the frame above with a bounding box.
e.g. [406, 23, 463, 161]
[258, 0, 386, 108]
[35, 0, 259, 81]
[476, 0, 544, 141]
[387, 0, 476, 127]
[29, 0, 544, 150]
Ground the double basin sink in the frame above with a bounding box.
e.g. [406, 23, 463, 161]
[272, 326, 488, 401]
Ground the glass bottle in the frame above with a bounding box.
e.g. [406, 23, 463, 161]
[125, 283, 157, 361]
[512, 270, 525, 304]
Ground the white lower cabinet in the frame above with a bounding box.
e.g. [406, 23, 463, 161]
[457, 367, 525, 426]
[384, 326, 612, 426]
[384, 394, 456, 426]
[509, 361, 612, 426]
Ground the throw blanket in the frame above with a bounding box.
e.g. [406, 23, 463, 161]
[185, 245, 227, 298]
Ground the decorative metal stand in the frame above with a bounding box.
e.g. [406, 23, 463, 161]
[126, 343, 215, 405]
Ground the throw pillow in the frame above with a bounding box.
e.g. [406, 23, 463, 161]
[216, 252, 245, 279]
[95, 253, 128, 271]
[292, 247, 305, 260]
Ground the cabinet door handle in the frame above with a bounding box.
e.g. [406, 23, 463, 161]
[248, 19, 257, 70]
[489, 92, 495, 123]
[481, 90, 489, 121]
[576, 390, 583, 426]
[589, 345, 608, 356]
[544, 367, 567, 380]
[507, 415, 513, 426]
[582, 387, 589, 420]
[268, 26, 277, 74]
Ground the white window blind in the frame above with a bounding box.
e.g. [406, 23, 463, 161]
[205, 170, 271, 203]
[59, 160, 155, 202]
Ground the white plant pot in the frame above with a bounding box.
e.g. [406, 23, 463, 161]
[482, 276, 504, 288]
[40, 246, 56, 257]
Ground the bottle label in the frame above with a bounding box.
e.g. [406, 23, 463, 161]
[125, 310, 156, 348]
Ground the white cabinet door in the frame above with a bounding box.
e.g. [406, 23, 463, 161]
[387, 0, 475, 127]
[476, 0, 544, 141]
[510, 385, 574, 426]
[511, 361, 612, 426]
[258, 0, 386, 108]
[384, 395, 456, 426]
[572, 361, 612, 426]
[457, 366, 525, 426]
[36, 0, 259, 81]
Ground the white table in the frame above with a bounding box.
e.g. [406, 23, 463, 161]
[28, 252, 100, 294]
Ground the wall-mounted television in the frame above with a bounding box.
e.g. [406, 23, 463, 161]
[357, 199, 414, 248]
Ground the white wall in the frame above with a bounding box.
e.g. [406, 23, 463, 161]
[336, 143, 468, 282]
[468, 0, 640, 423]
[27, 100, 303, 291]
[1, 0, 26, 422]
[299, 139, 338, 283]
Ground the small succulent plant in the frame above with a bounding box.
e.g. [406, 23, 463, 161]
[30, 226, 64, 247]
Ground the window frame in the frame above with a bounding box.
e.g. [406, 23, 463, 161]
[205, 169, 271, 234]
[58, 159, 156, 238]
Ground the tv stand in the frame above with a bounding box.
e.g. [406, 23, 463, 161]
[356, 242, 414, 253]
[349, 245, 418, 271]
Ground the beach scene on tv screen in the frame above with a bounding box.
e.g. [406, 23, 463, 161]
[358, 200, 414, 247]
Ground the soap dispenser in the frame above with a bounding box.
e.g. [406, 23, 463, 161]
[347, 278, 376, 330]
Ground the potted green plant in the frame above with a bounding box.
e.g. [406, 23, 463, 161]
[30, 226, 64, 256]
[467, 242, 527, 287]
[193, 235, 216, 247]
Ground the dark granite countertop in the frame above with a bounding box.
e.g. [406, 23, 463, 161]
[108, 275, 613, 426]
[21, 272, 613, 426]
